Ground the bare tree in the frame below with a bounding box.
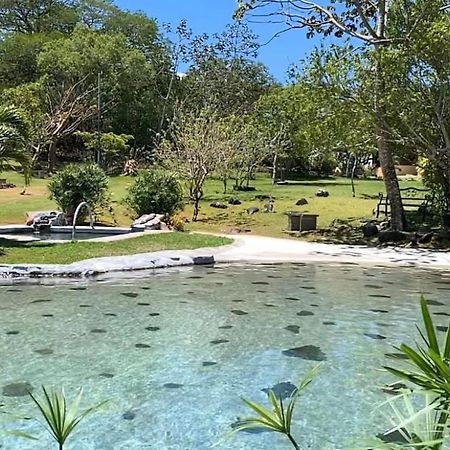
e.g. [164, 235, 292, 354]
[157, 108, 223, 221]
[234, 0, 437, 230]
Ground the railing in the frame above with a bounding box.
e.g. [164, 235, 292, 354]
[72, 202, 94, 241]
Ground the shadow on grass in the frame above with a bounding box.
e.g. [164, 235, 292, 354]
[0, 238, 58, 250]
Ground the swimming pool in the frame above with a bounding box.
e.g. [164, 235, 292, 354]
[0, 263, 448, 449]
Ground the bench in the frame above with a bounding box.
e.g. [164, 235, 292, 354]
[375, 187, 433, 220]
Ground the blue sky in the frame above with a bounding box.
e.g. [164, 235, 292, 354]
[115, 0, 320, 82]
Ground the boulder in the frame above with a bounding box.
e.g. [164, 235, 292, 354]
[255, 194, 274, 201]
[417, 232, 434, 244]
[296, 198, 308, 206]
[132, 214, 156, 227]
[144, 218, 162, 230]
[210, 202, 228, 209]
[362, 222, 379, 238]
[246, 207, 259, 215]
[315, 189, 329, 197]
[228, 197, 241, 205]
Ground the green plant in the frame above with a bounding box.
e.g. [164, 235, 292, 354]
[225, 366, 319, 450]
[373, 296, 450, 449]
[29, 387, 107, 450]
[48, 164, 110, 224]
[125, 169, 184, 217]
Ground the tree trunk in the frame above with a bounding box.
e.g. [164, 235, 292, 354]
[374, 45, 405, 231]
[48, 140, 58, 173]
[272, 153, 278, 185]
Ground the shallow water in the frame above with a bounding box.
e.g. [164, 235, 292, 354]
[0, 263, 449, 449]
[0, 231, 126, 241]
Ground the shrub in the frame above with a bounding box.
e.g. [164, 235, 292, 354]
[48, 164, 110, 224]
[125, 169, 184, 217]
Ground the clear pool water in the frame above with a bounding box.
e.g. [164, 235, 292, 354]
[0, 263, 449, 449]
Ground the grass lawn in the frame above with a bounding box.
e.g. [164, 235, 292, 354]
[0, 233, 232, 265]
[0, 171, 423, 239]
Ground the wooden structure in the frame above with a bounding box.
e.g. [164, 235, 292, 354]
[287, 212, 319, 232]
[375, 187, 432, 219]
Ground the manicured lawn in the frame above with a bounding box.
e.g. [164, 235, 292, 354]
[0, 233, 232, 265]
[0, 171, 423, 239]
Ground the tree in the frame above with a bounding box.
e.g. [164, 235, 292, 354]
[0, 105, 30, 182]
[235, 0, 444, 230]
[158, 108, 223, 221]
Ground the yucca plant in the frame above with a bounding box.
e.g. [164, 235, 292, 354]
[29, 387, 107, 450]
[384, 296, 450, 447]
[225, 366, 319, 450]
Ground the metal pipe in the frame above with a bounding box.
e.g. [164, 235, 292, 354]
[72, 202, 94, 241]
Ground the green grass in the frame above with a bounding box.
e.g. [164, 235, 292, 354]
[0, 233, 232, 265]
[0, 170, 423, 240]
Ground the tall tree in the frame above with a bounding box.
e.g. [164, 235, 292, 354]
[235, 0, 445, 230]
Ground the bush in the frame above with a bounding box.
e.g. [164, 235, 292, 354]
[48, 164, 110, 224]
[126, 169, 184, 217]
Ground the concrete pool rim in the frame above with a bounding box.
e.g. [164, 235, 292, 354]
[0, 234, 449, 280]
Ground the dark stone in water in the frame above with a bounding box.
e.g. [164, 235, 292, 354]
[42, 314, 54, 317]
[376, 323, 393, 327]
[427, 300, 445, 306]
[70, 287, 87, 291]
[285, 325, 300, 334]
[377, 429, 408, 444]
[252, 281, 270, 285]
[368, 294, 391, 299]
[257, 290, 267, 294]
[437, 326, 449, 333]
[323, 321, 336, 326]
[285, 297, 300, 301]
[187, 276, 203, 279]
[297, 311, 314, 317]
[2, 382, 33, 397]
[232, 300, 245, 303]
[164, 383, 183, 389]
[381, 382, 408, 395]
[99, 373, 114, 379]
[91, 329, 106, 334]
[34, 349, 53, 356]
[370, 309, 389, 313]
[267, 275, 282, 279]
[310, 304, 319, 307]
[261, 381, 297, 400]
[210, 339, 229, 345]
[145, 327, 160, 332]
[137, 303, 150, 306]
[121, 293, 138, 298]
[300, 286, 315, 290]
[135, 344, 151, 349]
[202, 362, 217, 367]
[364, 333, 386, 340]
[264, 304, 276, 307]
[141, 287, 151, 290]
[365, 285, 383, 289]
[122, 411, 136, 420]
[282, 345, 327, 361]
[104, 313, 117, 317]
[434, 312, 450, 317]
[6, 331, 19, 335]
[218, 325, 233, 329]
[79, 305, 92, 308]
[31, 299, 51, 304]
[385, 352, 409, 360]
[231, 310, 248, 315]
[148, 313, 160, 317]
[6, 289, 22, 292]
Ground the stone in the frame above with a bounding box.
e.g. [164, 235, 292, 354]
[315, 189, 329, 197]
[99, 373, 114, 378]
[135, 343, 151, 349]
[231, 310, 248, 316]
[132, 214, 156, 226]
[202, 361, 217, 367]
[263, 203, 274, 213]
[297, 310, 314, 317]
[210, 339, 229, 345]
[255, 195, 274, 201]
[296, 198, 308, 206]
[193, 256, 215, 265]
[210, 202, 228, 209]
[362, 222, 379, 237]
[418, 232, 434, 244]
[34, 349, 53, 356]
[163, 383, 183, 389]
[282, 345, 327, 361]
[364, 333, 386, 340]
[2, 382, 33, 397]
[122, 411, 136, 420]
[262, 382, 297, 400]
[246, 207, 259, 215]
[144, 217, 161, 230]
[285, 325, 300, 334]
[145, 327, 160, 332]
[228, 197, 241, 205]
[121, 292, 138, 298]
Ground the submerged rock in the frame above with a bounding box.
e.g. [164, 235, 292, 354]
[231, 310, 248, 316]
[282, 345, 327, 361]
[2, 382, 33, 397]
[262, 382, 297, 400]
[364, 333, 386, 340]
[284, 325, 300, 334]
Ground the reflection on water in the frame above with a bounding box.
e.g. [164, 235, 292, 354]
[0, 263, 449, 449]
